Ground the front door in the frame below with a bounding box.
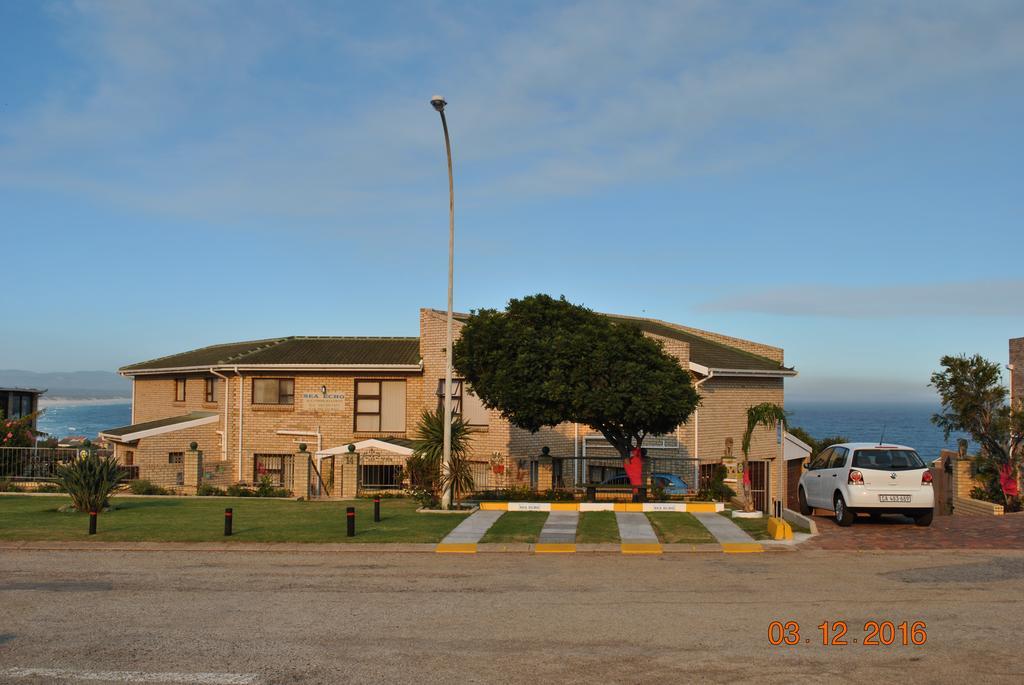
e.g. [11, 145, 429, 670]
[747, 461, 770, 514]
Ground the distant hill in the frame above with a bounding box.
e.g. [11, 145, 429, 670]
[0, 370, 130, 400]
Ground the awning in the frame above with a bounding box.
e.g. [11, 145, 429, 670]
[99, 411, 219, 443]
[316, 438, 415, 457]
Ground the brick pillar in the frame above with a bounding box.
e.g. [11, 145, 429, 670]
[953, 458, 975, 499]
[293, 447, 311, 499]
[341, 452, 360, 498]
[184, 444, 204, 492]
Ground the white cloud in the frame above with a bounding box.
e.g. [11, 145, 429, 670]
[699, 279, 1024, 318]
[2, 1, 1023, 222]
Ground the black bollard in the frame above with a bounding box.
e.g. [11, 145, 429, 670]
[346, 506, 356, 537]
[89, 511, 97, 535]
[373, 497, 381, 522]
[224, 508, 233, 536]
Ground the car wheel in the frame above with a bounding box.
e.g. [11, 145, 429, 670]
[834, 493, 855, 527]
[798, 487, 811, 515]
[913, 509, 934, 527]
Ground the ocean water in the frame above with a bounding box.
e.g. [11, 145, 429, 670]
[787, 402, 973, 460]
[37, 402, 131, 441]
[34, 400, 970, 461]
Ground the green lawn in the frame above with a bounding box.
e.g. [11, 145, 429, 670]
[575, 511, 619, 543]
[479, 512, 547, 543]
[646, 512, 715, 544]
[0, 495, 468, 543]
[720, 511, 770, 539]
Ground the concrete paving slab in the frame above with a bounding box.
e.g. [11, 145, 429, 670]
[538, 510, 579, 544]
[439, 509, 504, 544]
[692, 512, 759, 544]
[614, 511, 659, 543]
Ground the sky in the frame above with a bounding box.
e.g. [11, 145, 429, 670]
[1, 0, 1021, 404]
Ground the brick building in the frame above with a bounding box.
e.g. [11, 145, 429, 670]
[101, 308, 796, 508]
[1011, 337, 1023, 405]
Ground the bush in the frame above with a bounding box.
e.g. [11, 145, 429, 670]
[34, 483, 64, 493]
[255, 476, 291, 498]
[0, 479, 24, 492]
[473, 486, 536, 501]
[55, 452, 125, 512]
[409, 487, 440, 509]
[197, 484, 226, 496]
[226, 483, 253, 497]
[696, 464, 735, 502]
[129, 479, 169, 496]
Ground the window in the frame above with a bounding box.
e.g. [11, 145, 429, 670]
[254, 454, 293, 487]
[252, 378, 294, 405]
[174, 378, 186, 402]
[853, 449, 925, 471]
[808, 448, 832, 470]
[435, 379, 489, 426]
[355, 380, 406, 432]
[124, 451, 134, 466]
[204, 378, 218, 403]
[827, 447, 849, 469]
[168, 452, 184, 464]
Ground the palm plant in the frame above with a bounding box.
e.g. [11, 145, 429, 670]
[741, 403, 788, 512]
[55, 451, 125, 513]
[411, 407, 474, 508]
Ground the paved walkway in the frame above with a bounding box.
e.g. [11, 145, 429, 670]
[436, 510, 505, 552]
[536, 511, 578, 552]
[805, 511, 1024, 550]
[614, 511, 661, 554]
[692, 512, 762, 553]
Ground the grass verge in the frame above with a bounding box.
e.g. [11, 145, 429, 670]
[479, 512, 547, 543]
[0, 495, 468, 543]
[646, 512, 715, 543]
[575, 511, 619, 543]
[721, 511, 770, 540]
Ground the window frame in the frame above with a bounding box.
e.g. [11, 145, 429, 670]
[168, 451, 184, 465]
[204, 377, 217, 404]
[174, 378, 186, 403]
[251, 378, 295, 406]
[435, 378, 489, 427]
[354, 379, 406, 433]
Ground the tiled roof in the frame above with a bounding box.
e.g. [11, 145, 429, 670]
[121, 337, 421, 373]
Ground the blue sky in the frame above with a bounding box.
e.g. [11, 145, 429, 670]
[1, 1, 1021, 403]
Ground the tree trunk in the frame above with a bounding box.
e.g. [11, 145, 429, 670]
[742, 457, 754, 512]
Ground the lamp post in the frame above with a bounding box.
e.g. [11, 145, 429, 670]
[431, 94, 455, 510]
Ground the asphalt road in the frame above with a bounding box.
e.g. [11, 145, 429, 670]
[1, 549, 1022, 684]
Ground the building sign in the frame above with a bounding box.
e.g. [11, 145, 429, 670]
[302, 391, 345, 412]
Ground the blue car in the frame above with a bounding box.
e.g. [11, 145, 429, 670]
[599, 472, 689, 495]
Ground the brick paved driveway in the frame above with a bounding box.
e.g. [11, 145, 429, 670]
[804, 510, 1024, 550]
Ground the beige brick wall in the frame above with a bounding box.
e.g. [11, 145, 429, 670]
[1011, 337, 1024, 404]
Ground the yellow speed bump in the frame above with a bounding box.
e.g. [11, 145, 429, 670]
[436, 543, 478, 554]
[535, 543, 576, 553]
[620, 543, 663, 554]
[478, 502, 508, 511]
[721, 542, 763, 554]
[685, 502, 719, 513]
[550, 502, 580, 511]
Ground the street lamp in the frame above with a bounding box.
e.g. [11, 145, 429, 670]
[431, 94, 455, 510]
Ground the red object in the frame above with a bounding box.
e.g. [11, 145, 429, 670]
[848, 470, 864, 484]
[999, 464, 1019, 497]
[742, 466, 751, 487]
[921, 471, 933, 484]
[624, 448, 643, 486]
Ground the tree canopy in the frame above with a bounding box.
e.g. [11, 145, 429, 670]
[453, 294, 700, 458]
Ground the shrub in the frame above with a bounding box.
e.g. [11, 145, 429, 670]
[473, 486, 536, 501]
[55, 452, 125, 512]
[129, 479, 168, 496]
[409, 487, 440, 509]
[255, 476, 291, 498]
[696, 464, 735, 502]
[411, 408, 475, 505]
[197, 484, 226, 496]
[226, 483, 253, 497]
[34, 483, 64, 493]
[0, 479, 24, 492]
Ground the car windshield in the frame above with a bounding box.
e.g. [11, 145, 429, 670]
[852, 449, 926, 471]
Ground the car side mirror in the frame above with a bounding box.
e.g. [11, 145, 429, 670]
[802, 462, 810, 470]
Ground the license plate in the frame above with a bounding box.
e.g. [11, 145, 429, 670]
[879, 494, 911, 503]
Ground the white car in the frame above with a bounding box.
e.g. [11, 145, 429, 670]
[797, 442, 934, 527]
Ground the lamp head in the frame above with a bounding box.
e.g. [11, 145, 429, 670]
[430, 95, 447, 112]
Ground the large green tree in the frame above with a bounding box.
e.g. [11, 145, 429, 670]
[931, 354, 1023, 511]
[453, 294, 700, 461]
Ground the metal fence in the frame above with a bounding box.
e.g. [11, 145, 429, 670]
[253, 453, 294, 489]
[359, 464, 405, 492]
[0, 447, 126, 482]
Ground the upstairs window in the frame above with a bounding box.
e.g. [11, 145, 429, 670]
[253, 378, 294, 405]
[436, 379, 489, 426]
[205, 378, 218, 403]
[174, 379, 186, 402]
[355, 380, 406, 432]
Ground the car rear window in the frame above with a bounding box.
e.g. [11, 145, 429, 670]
[852, 449, 926, 471]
